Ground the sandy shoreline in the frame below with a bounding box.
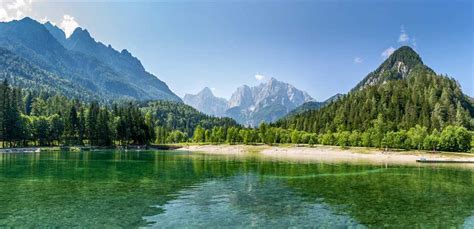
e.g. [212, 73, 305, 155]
[177, 144, 474, 167]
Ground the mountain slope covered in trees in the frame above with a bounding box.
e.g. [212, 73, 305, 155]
[0, 47, 95, 101]
[141, 100, 239, 140]
[0, 81, 237, 147]
[0, 17, 181, 102]
[286, 93, 345, 117]
[276, 46, 473, 134]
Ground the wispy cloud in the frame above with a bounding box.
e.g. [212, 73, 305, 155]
[255, 74, 265, 81]
[411, 37, 417, 49]
[60, 14, 79, 38]
[398, 25, 409, 43]
[354, 57, 363, 64]
[0, 0, 35, 22]
[381, 47, 395, 59]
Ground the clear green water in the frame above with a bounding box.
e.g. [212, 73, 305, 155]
[0, 150, 473, 228]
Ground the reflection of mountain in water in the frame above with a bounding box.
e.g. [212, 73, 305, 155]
[144, 174, 363, 228]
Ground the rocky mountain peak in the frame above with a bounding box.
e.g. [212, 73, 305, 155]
[200, 87, 213, 95]
[43, 21, 67, 46]
[184, 87, 228, 117]
[69, 27, 93, 41]
[225, 78, 314, 126]
[353, 46, 432, 91]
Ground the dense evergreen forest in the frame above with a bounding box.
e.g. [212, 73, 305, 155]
[275, 71, 472, 131]
[0, 80, 238, 147]
[272, 47, 473, 152]
[0, 48, 96, 101]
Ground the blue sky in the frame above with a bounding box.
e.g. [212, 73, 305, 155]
[1, 0, 472, 100]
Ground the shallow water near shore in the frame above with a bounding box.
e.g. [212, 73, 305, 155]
[0, 150, 473, 228]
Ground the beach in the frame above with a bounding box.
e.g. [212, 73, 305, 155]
[177, 144, 474, 166]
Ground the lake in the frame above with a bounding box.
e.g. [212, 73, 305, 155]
[0, 150, 473, 228]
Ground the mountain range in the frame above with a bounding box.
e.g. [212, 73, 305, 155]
[1, 18, 471, 133]
[0, 17, 181, 102]
[184, 77, 315, 127]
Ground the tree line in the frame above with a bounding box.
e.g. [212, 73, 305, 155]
[187, 122, 471, 152]
[276, 69, 473, 134]
[0, 80, 472, 152]
[0, 80, 237, 147]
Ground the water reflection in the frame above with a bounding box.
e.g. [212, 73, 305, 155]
[145, 174, 363, 228]
[0, 150, 473, 228]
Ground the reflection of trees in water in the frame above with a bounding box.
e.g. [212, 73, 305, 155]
[272, 164, 474, 228]
[0, 151, 242, 227]
[1, 151, 473, 228]
[146, 174, 361, 228]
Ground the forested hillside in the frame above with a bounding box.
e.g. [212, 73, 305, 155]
[277, 46, 473, 132]
[0, 81, 237, 147]
[286, 93, 344, 117]
[0, 48, 96, 101]
[141, 101, 239, 142]
[271, 46, 473, 151]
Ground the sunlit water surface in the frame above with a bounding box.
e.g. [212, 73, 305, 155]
[0, 150, 473, 228]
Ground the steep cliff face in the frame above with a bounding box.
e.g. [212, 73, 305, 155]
[226, 78, 314, 126]
[184, 87, 228, 117]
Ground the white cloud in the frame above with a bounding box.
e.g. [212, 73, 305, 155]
[0, 0, 35, 22]
[7, 0, 27, 10]
[255, 74, 265, 81]
[398, 25, 409, 43]
[60, 14, 79, 38]
[354, 57, 363, 64]
[381, 47, 395, 59]
[210, 87, 216, 92]
[0, 8, 8, 21]
[39, 16, 53, 24]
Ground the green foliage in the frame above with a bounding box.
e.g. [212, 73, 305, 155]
[276, 47, 473, 135]
[336, 131, 351, 147]
[438, 125, 471, 152]
[141, 100, 239, 138]
[0, 48, 96, 101]
[167, 130, 187, 143]
[423, 129, 440, 151]
[193, 126, 205, 143]
[0, 81, 160, 147]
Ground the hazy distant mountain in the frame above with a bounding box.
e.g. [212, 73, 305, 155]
[226, 77, 314, 126]
[183, 87, 228, 117]
[0, 17, 181, 102]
